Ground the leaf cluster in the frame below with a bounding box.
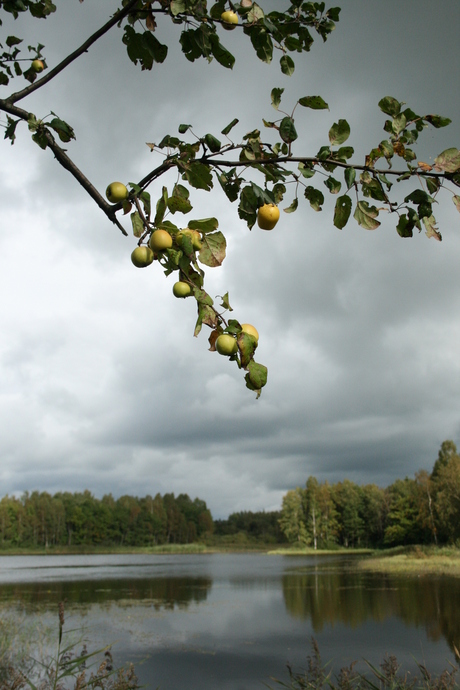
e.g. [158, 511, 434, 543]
[118, 0, 340, 74]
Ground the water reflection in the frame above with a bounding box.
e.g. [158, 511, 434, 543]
[0, 576, 212, 611]
[282, 563, 459, 652]
[0, 554, 458, 690]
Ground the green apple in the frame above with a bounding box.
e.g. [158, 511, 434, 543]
[177, 228, 202, 251]
[106, 182, 129, 204]
[173, 281, 192, 298]
[131, 246, 154, 268]
[216, 334, 238, 356]
[31, 59, 44, 73]
[149, 229, 173, 252]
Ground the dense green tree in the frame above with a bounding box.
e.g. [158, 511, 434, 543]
[332, 480, 365, 547]
[279, 488, 308, 544]
[431, 440, 459, 480]
[432, 454, 460, 543]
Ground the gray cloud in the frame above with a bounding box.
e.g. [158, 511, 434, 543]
[0, 1, 459, 518]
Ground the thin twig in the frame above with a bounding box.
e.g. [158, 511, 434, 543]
[5, 0, 141, 105]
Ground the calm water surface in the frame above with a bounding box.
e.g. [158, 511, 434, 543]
[0, 553, 458, 690]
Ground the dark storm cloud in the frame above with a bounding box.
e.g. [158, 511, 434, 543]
[0, 1, 459, 518]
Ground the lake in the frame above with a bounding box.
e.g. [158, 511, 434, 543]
[0, 553, 458, 689]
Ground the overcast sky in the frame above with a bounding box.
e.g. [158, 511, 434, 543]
[0, 1, 459, 518]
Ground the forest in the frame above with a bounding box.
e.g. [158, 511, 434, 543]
[0, 440, 459, 550]
[0, 491, 214, 548]
[278, 440, 460, 548]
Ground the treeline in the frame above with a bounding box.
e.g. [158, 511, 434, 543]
[213, 511, 286, 544]
[0, 491, 213, 548]
[279, 440, 460, 548]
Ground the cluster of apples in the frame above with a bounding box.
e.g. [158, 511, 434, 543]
[106, 180, 265, 360]
[215, 324, 259, 356]
[106, 182, 202, 300]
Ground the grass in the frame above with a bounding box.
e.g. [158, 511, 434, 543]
[2, 602, 140, 689]
[268, 547, 373, 556]
[267, 638, 460, 690]
[357, 545, 460, 577]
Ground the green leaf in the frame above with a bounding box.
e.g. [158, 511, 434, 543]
[204, 133, 221, 152]
[279, 117, 297, 144]
[249, 27, 273, 64]
[360, 172, 386, 201]
[154, 187, 168, 226]
[142, 32, 168, 64]
[304, 186, 324, 212]
[167, 195, 192, 214]
[426, 177, 440, 195]
[353, 201, 380, 230]
[280, 54, 295, 75]
[209, 34, 235, 69]
[329, 119, 350, 146]
[4, 116, 19, 144]
[194, 302, 218, 337]
[188, 217, 219, 233]
[425, 114, 452, 129]
[198, 231, 226, 267]
[344, 167, 356, 189]
[245, 361, 268, 398]
[272, 183, 286, 203]
[49, 117, 75, 143]
[396, 214, 413, 238]
[130, 211, 144, 238]
[378, 96, 401, 117]
[298, 162, 315, 179]
[324, 176, 341, 194]
[336, 146, 353, 161]
[333, 194, 352, 229]
[298, 95, 329, 110]
[392, 113, 407, 135]
[271, 87, 284, 110]
[179, 124, 192, 134]
[238, 185, 258, 228]
[217, 172, 240, 202]
[404, 189, 434, 205]
[6, 35, 22, 47]
[237, 332, 257, 369]
[220, 292, 233, 311]
[221, 118, 239, 136]
[434, 148, 460, 173]
[170, 0, 187, 16]
[179, 161, 213, 190]
[284, 198, 298, 213]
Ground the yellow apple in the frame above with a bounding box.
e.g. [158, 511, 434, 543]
[216, 334, 238, 356]
[177, 228, 202, 251]
[149, 229, 173, 252]
[106, 182, 129, 204]
[221, 10, 238, 29]
[257, 203, 280, 230]
[31, 59, 44, 73]
[131, 246, 154, 268]
[241, 323, 259, 342]
[173, 281, 192, 298]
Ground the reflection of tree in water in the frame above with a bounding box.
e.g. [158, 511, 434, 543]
[0, 576, 212, 612]
[282, 567, 460, 654]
